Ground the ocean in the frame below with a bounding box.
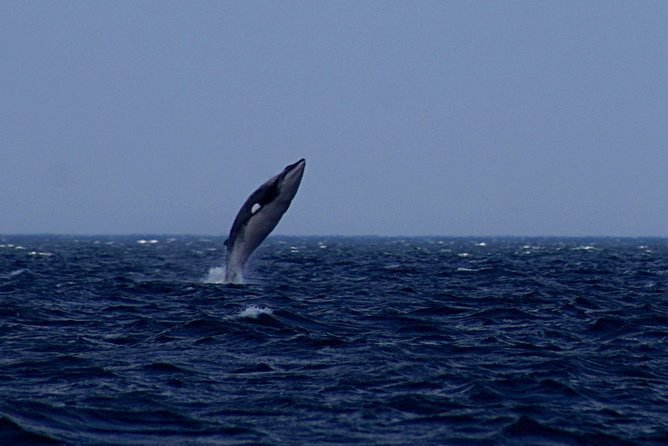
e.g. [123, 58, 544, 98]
[1, 236, 667, 445]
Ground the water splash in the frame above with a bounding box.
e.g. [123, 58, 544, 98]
[204, 266, 226, 284]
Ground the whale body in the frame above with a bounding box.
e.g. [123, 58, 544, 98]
[224, 159, 305, 283]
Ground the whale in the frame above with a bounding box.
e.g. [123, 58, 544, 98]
[224, 158, 306, 283]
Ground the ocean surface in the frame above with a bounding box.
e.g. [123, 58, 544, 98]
[1, 236, 667, 445]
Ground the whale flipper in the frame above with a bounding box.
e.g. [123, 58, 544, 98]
[224, 159, 305, 283]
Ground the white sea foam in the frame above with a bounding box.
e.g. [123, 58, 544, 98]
[573, 245, 598, 251]
[238, 305, 273, 319]
[8, 269, 26, 278]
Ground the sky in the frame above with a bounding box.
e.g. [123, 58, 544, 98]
[2, 1, 667, 237]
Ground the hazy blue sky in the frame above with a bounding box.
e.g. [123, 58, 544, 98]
[2, 1, 667, 236]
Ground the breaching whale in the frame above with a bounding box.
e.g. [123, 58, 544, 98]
[224, 158, 305, 283]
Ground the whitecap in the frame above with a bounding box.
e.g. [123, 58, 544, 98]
[28, 251, 54, 256]
[238, 305, 273, 319]
[573, 246, 598, 251]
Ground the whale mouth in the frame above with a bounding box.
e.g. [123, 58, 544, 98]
[285, 159, 306, 171]
[284, 159, 306, 177]
[281, 159, 306, 186]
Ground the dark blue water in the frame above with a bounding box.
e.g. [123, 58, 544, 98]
[1, 236, 667, 445]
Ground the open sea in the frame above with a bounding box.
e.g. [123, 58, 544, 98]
[1, 235, 667, 445]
